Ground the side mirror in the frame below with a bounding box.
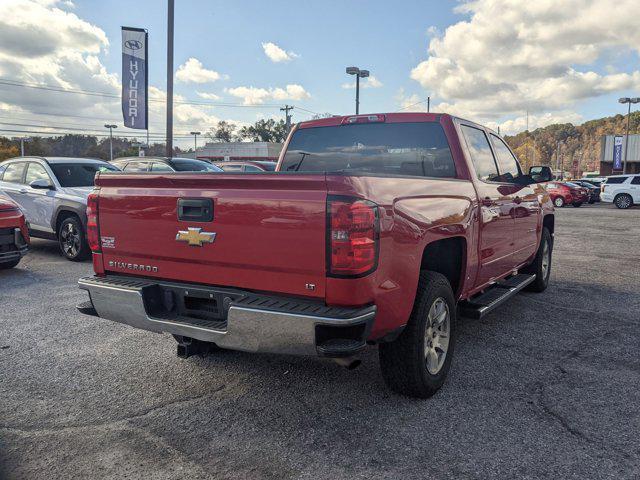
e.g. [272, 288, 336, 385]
[529, 166, 552, 183]
[29, 179, 54, 190]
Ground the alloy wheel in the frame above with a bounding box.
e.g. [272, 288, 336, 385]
[424, 297, 450, 375]
[60, 222, 81, 258]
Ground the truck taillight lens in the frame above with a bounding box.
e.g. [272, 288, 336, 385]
[327, 197, 379, 277]
[86, 192, 100, 253]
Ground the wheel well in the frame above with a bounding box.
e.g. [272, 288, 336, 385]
[614, 192, 632, 200]
[55, 210, 80, 234]
[543, 214, 554, 236]
[420, 237, 465, 296]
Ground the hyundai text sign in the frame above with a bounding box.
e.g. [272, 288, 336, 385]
[121, 27, 148, 130]
[613, 136, 623, 171]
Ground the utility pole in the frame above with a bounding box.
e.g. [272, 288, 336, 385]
[166, 0, 175, 158]
[190, 131, 201, 157]
[427, 96, 430, 113]
[104, 124, 117, 161]
[281, 105, 294, 133]
[618, 97, 640, 174]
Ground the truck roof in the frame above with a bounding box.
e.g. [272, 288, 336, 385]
[297, 112, 449, 130]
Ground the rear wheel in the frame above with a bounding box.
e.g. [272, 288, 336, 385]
[614, 194, 633, 209]
[522, 227, 552, 292]
[553, 197, 565, 208]
[379, 271, 456, 398]
[58, 216, 90, 261]
[0, 258, 20, 269]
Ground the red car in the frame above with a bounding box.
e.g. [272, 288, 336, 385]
[78, 113, 555, 398]
[545, 181, 589, 207]
[0, 193, 29, 269]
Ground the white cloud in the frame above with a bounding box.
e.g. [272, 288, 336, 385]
[341, 76, 383, 90]
[261, 42, 298, 63]
[176, 58, 222, 84]
[225, 84, 310, 105]
[0, 1, 238, 148]
[409, 0, 640, 124]
[196, 91, 221, 101]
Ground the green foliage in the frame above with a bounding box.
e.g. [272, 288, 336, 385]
[237, 119, 287, 143]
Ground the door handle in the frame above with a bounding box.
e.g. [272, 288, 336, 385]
[514, 196, 522, 204]
[482, 197, 493, 207]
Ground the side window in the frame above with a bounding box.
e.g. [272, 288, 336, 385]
[25, 163, 51, 184]
[3, 163, 26, 184]
[221, 164, 243, 172]
[606, 177, 628, 184]
[150, 162, 173, 172]
[490, 134, 521, 182]
[460, 125, 499, 182]
[244, 165, 262, 172]
[123, 161, 149, 172]
[630, 177, 640, 185]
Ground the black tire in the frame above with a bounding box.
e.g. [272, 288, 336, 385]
[553, 197, 565, 208]
[58, 216, 90, 261]
[572, 202, 582, 207]
[522, 227, 552, 292]
[379, 271, 456, 399]
[614, 193, 633, 209]
[0, 258, 20, 269]
[588, 199, 595, 204]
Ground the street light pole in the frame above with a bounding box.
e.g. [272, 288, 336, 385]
[104, 124, 117, 161]
[346, 67, 370, 114]
[166, 0, 175, 158]
[618, 97, 640, 174]
[190, 131, 201, 158]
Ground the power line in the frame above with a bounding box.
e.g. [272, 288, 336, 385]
[0, 78, 295, 109]
[0, 127, 192, 139]
[398, 96, 431, 112]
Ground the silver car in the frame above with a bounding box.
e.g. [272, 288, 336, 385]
[0, 157, 118, 261]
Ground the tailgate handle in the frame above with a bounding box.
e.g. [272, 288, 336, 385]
[178, 198, 213, 222]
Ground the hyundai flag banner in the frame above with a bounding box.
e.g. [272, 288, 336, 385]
[121, 27, 148, 130]
[613, 135, 623, 171]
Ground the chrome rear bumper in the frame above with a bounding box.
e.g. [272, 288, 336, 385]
[78, 275, 375, 357]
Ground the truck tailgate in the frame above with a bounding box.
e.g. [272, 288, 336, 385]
[94, 173, 328, 298]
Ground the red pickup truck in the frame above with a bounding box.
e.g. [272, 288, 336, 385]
[77, 113, 554, 398]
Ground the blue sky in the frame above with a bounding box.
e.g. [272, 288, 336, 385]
[1, 0, 639, 145]
[73, 0, 461, 121]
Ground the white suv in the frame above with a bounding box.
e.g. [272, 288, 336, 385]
[601, 174, 640, 209]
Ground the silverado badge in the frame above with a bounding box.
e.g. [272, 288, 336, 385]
[176, 227, 216, 247]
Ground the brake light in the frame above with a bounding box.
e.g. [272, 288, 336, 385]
[327, 197, 379, 277]
[341, 114, 386, 125]
[86, 192, 100, 253]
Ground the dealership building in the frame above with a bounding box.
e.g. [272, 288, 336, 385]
[183, 142, 282, 163]
[600, 134, 640, 175]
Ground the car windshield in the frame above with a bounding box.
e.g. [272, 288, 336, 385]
[171, 159, 221, 172]
[280, 122, 456, 178]
[50, 162, 118, 187]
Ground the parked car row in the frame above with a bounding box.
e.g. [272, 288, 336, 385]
[600, 174, 640, 209]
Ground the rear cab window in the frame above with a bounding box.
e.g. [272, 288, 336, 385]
[280, 121, 457, 178]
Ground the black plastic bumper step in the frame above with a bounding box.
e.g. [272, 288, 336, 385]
[458, 274, 535, 319]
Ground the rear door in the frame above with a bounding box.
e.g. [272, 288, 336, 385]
[631, 176, 640, 202]
[459, 124, 516, 285]
[0, 162, 27, 212]
[95, 173, 329, 298]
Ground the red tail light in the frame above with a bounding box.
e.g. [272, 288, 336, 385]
[86, 192, 100, 253]
[327, 197, 379, 277]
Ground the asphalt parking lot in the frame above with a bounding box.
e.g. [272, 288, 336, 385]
[1, 203, 639, 480]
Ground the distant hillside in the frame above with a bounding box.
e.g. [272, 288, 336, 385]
[504, 111, 640, 175]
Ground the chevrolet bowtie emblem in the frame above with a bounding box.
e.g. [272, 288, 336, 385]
[176, 227, 216, 246]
